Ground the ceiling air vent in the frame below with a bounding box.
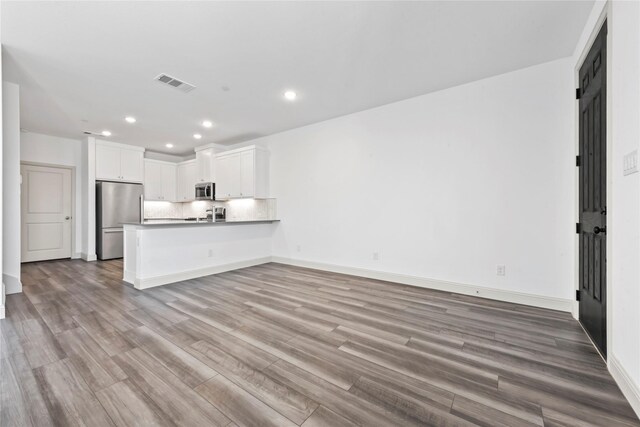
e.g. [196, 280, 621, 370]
[155, 73, 196, 93]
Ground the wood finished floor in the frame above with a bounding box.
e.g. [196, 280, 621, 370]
[1, 259, 637, 427]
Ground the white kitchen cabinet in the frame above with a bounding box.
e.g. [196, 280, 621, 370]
[195, 147, 216, 183]
[144, 159, 176, 201]
[95, 141, 145, 183]
[240, 150, 255, 198]
[161, 163, 177, 201]
[95, 144, 121, 180]
[214, 146, 268, 199]
[215, 153, 240, 199]
[176, 160, 197, 202]
[144, 161, 162, 200]
[120, 149, 144, 182]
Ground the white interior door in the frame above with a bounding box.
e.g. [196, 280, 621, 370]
[21, 164, 72, 262]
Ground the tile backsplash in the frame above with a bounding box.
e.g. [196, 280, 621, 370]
[144, 199, 277, 221]
[143, 201, 183, 219]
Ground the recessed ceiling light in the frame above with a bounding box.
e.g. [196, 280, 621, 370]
[102, 130, 112, 137]
[193, 133, 202, 139]
[284, 90, 297, 101]
[202, 120, 213, 128]
[125, 116, 136, 123]
[165, 143, 174, 148]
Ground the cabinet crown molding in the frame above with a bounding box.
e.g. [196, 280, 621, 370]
[95, 139, 146, 152]
[194, 142, 226, 153]
[216, 144, 269, 158]
[144, 158, 178, 166]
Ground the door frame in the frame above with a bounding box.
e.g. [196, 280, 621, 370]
[20, 161, 78, 261]
[573, 6, 611, 361]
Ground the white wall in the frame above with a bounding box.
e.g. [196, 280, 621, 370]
[20, 132, 83, 257]
[2, 81, 21, 294]
[0, 43, 4, 318]
[252, 57, 576, 307]
[569, 1, 640, 418]
[570, 0, 640, 418]
[81, 136, 96, 261]
[609, 0, 640, 401]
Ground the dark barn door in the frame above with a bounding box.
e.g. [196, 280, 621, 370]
[578, 22, 607, 358]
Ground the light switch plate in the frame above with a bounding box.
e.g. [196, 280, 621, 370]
[623, 150, 638, 176]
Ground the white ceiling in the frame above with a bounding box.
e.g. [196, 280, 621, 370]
[2, 1, 594, 155]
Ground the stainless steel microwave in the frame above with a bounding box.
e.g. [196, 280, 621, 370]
[195, 182, 215, 200]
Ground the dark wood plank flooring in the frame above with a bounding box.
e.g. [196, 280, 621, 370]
[1, 259, 637, 426]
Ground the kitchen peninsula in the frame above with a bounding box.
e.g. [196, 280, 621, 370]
[123, 219, 279, 289]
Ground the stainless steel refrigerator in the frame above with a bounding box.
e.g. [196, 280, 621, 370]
[96, 181, 144, 260]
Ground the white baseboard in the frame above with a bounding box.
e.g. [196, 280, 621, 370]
[571, 300, 579, 320]
[271, 257, 573, 312]
[131, 257, 272, 290]
[123, 269, 135, 285]
[72, 252, 82, 260]
[610, 355, 640, 419]
[2, 274, 22, 295]
[81, 252, 97, 262]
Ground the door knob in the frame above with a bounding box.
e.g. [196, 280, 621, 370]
[65, 216, 70, 220]
[594, 226, 606, 235]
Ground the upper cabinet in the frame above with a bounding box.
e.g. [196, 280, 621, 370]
[95, 144, 121, 180]
[144, 159, 176, 201]
[95, 141, 144, 183]
[195, 147, 216, 183]
[176, 160, 197, 202]
[214, 146, 269, 200]
[215, 154, 239, 199]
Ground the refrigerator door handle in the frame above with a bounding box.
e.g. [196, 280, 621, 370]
[140, 194, 144, 224]
[104, 229, 123, 234]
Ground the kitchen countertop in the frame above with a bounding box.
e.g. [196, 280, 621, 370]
[122, 219, 280, 228]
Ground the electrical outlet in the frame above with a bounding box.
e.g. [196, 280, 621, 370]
[208, 249, 213, 258]
[372, 252, 380, 261]
[296, 245, 301, 253]
[497, 265, 506, 276]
